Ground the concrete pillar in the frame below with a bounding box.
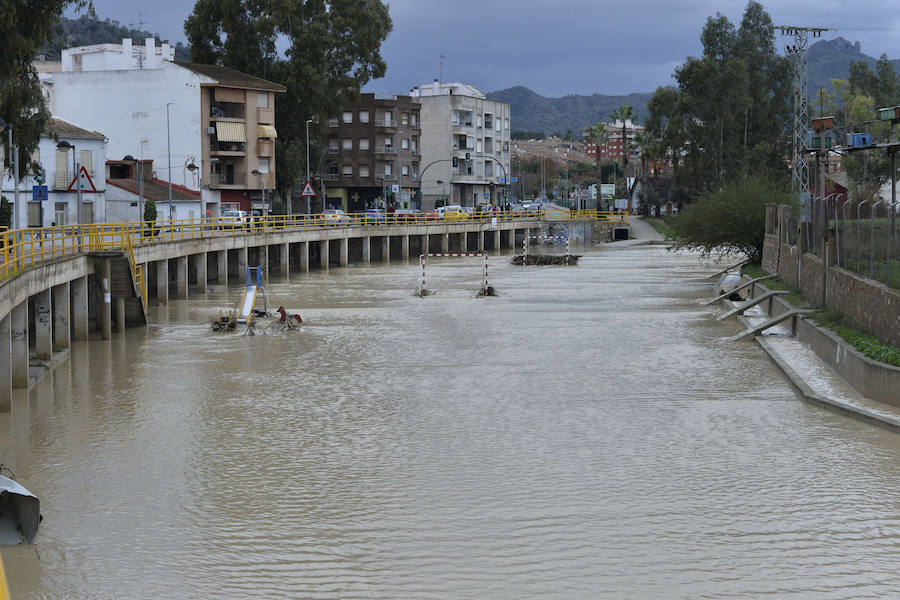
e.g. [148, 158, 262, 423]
[34, 289, 52, 360]
[237, 246, 248, 277]
[299, 241, 309, 272]
[99, 259, 112, 340]
[402, 235, 409, 259]
[478, 230, 485, 251]
[441, 233, 449, 253]
[156, 260, 169, 305]
[217, 250, 228, 285]
[176, 256, 188, 299]
[340, 237, 349, 267]
[320, 239, 329, 269]
[460, 231, 468, 253]
[261, 246, 269, 279]
[421, 235, 428, 256]
[382, 236, 390, 262]
[72, 275, 89, 341]
[196, 252, 208, 293]
[52, 282, 70, 351]
[493, 229, 501, 251]
[10, 302, 28, 389]
[115, 297, 126, 332]
[279, 243, 289, 276]
[0, 314, 10, 411]
[362, 237, 371, 262]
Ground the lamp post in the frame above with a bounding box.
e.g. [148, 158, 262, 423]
[166, 102, 173, 221]
[56, 140, 79, 225]
[251, 169, 265, 215]
[305, 119, 313, 214]
[1, 117, 19, 229]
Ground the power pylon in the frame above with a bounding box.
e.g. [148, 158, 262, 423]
[777, 25, 833, 203]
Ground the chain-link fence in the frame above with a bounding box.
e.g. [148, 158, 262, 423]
[804, 195, 900, 289]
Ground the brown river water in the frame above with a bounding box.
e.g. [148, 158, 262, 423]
[3, 238, 900, 598]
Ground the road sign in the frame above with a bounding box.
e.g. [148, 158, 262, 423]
[483, 192, 489, 200]
[301, 180, 317, 197]
[67, 166, 97, 193]
[391, 184, 400, 193]
[32, 185, 48, 201]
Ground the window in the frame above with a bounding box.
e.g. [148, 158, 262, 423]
[256, 158, 269, 174]
[359, 138, 370, 150]
[384, 163, 392, 175]
[257, 93, 269, 108]
[384, 137, 392, 147]
[504, 118, 509, 130]
[328, 165, 339, 176]
[401, 112, 409, 125]
[342, 111, 353, 123]
[401, 165, 409, 176]
[359, 110, 369, 123]
[484, 114, 492, 128]
[342, 138, 353, 150]
[385, 111, 392, 124]
[466, 136, 474, 149]
[412, 138, 418, 152]
[359, 165, 370, 177]
[476, 141, 482, 153]
[401, 138, 409, 150]
[329, 138, 339, 149]
[495, 118, 501, 132]
[412, 164, 418, 177]
[476, 116, 482, 128]
[343, 164, 353, 176]
[412, 113, 418, 127]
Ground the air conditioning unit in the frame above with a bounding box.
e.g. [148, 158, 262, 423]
[206, 127, 216, 135]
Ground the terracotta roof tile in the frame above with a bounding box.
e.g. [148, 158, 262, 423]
[44, 117, 105, 140]
[175, 62, 286, 92]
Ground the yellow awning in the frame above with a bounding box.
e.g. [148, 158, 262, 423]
[216, 122, 246, 143]
[257, 125, 278, 139]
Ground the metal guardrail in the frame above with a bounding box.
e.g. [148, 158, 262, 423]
[0, 210, 627, 281]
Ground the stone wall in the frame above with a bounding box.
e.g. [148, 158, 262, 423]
[799, 253, 825, 306]
[762, 234, 779, 273]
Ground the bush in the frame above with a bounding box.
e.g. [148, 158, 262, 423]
[0, 196, 10, 229]
[670, 176, 791, 264]
[143, 198, 157, 222]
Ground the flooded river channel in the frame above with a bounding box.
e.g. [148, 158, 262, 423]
[4, 239, 900, 598]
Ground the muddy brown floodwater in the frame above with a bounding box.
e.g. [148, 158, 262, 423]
[3, 239, 900, 598]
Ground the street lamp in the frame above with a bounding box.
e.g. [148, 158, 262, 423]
[1, 117, 19, 229]
[305, 118, 313, 214]
[251, 168, 265, 215]
[56, 140, 80, 225]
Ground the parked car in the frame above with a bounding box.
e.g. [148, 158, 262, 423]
[362, 209, 386, 225]
[443, 207, 469, 222]
[393, 208, 418, 223]
[323, 209, 350, 225]
[218, 210, 249, 229]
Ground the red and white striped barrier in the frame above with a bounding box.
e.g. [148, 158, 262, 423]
[523, 233, 570, 258]
[419, 253, 489, 295]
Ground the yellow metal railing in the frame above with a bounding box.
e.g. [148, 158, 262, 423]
[124, 235, 148, 311]
[0, 209, 621, 282]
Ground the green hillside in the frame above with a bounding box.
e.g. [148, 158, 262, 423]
[37, 15, 190, 61]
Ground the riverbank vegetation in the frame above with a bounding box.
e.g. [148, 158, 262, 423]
[645, 215, 676, 239]
[741, 264, 900, 367]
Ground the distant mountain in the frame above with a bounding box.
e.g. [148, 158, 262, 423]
[37, 15, 191, 62]
[486, 86, 653, 138]
[807, 37, 900, 94]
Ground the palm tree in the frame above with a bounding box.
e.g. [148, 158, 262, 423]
[610, 104, 635, 169]
[585, 123, 609, 166]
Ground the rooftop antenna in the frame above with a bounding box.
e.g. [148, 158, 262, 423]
[439, 53, 445, 84]
[129, 12, 148, 68]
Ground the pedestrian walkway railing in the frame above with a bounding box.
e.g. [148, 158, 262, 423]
[0, 209, 626, 282]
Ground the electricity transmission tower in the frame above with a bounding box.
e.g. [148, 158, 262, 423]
[777, 25, 833, 205]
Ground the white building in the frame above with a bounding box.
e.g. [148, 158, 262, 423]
[412, 80, 511, 208]
[46, 38, 285, 219]
[1, 118, 107, 228]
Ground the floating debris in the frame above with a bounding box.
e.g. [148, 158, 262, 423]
[414, 288, 434, 297]
[511, 254, 581, 266]
[476, 286, 499, 297]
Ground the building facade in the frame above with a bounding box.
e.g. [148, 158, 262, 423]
[47, 38, 285, 219]
[584, 120, 643, 165]
[413, 81, 511, 209]
[324, 93, 422, 211]
[1, 118, 107, 228]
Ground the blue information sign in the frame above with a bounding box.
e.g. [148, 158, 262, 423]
[32, 185, 48, 201]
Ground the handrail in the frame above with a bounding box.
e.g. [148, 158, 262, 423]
[0, 209, 621, 282]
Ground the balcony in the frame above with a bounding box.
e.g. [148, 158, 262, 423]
[257, 106, 274, 124]
[324, 173, 340, 181]
[210, 142, 246, 156]
[211, 102, 245, 120]
[375, 146, 397, 155]
[210, 171, 246, 187]
[377, 174, 397, 181]
[374, 120, 397, 129]
[53, 171, 75, 190]
[327, 119, 339, 127]
[256, 139, 274, 156]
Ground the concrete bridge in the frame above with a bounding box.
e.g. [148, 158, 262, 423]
[0, 210, 627, 408]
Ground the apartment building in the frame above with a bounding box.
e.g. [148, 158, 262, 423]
[46, 38, 285, 219]
[413, 80, 511, 209]
[324, 93, 421, 211]
[585, 120, 643, 165]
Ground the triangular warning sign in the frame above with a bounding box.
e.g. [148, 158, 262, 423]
[300, 180, 317, 197]
[67, 166, 97, 193]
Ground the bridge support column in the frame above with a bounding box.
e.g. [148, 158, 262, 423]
[34, 289, 52, 360]
[237, 247, 248, 277]
[478, 231, 485, 251]
[460, 232, 468, 253]
[401, 235, 409, 259]
[72, 275, 89, 341]
[279, 243, 289, 276]
[493, 229, 500, 251]
[362, 237, 371, 262]
[115, 298, 126, 333]
[441, 233, 449, 253]
[196, 252, 208, 293]
[299, 241, 309, 272]
[340, 237, 349, 267]
[52, 282, 70, 351]
[0, 314, 10, 411]
[176, 256, 188, 300]
[261, 246, 269, 279]
[421, 234, 428, 255]
[11, 302, 28, 389]
[217, 250, 228, 285]
[382, 236, 390, 263]
[320, 240, 329, 269]
[99, 258, 112, 340]
[156, 260, 169, 305]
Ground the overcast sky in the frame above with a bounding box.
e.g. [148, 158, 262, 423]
[71, 0, 900, 97]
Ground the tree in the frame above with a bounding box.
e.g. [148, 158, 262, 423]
[143, 198, 157, 222]
[0, 196, 11, 229]
[1, 0, 88, 179]
[584, 123, 608, 166]
[610, 104, 635, 176]
[645, 1, 790, 198]
[670, 175, 791, 264]
[185, 0, 392, 202]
